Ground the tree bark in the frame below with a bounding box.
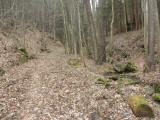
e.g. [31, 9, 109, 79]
[144, 0, 160, 72]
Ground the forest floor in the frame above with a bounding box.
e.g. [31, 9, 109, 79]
[0, 30, 160, 120]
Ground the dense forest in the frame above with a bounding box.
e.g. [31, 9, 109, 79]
[0, 0, 160, 120]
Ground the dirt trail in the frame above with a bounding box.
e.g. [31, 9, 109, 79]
[19, 46, 65, 120]
[1, 41, 159, 120]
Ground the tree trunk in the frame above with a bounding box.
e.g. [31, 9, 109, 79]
[83, 0, 98, 61]
[144, 0, 160, 72]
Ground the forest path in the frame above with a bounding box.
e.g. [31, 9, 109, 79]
[1, 42, 136, 120]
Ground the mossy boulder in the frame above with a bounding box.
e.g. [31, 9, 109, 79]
[104, 67, 115, 76]
[153, 93, 160, 102]
[113, 64, 125, 74]
[0, 68, 5, 76]
[113, 62, 138, 74]
[96, 78, 110, 88]
[128, 96, 154, 117]
[67, 58, 81, 67]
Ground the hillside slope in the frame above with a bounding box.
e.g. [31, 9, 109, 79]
[0, 30, 160, 120]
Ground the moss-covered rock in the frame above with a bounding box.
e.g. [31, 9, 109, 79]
[153, 93, 160, 102]
[96, 78, 110, 88]
[113, 64, 126, 74]
[128, 96, 154, 117]
[113, 62, 138, 74]
[0, 68, 5, 76]
[104, 67, 116, 76]
[67, 58, 81, 67]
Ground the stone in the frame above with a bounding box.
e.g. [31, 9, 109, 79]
[128, 96, 154, 117]
[113, 64, 125, 74]
[113, 62, 138, 74]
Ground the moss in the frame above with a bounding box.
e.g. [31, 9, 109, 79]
[17, 48, 30, 64]
[96, 78, 111, 88]
[109, 75, 119, 81]
[18, 48, 29, 58]
[153, 83, 160, 93]
[128, 96, 154, 117]
[118, 76, 140, 86]
[113, 62, 138, 74]
[153, 93, 160, 102]
[125, 62, 138, 73]
[67, 58, 81, 67]
[19, 56, 28, 64]
[116, 76, 140, 95]
[125, 78, 140, 85]
[0, 68, 5, 76]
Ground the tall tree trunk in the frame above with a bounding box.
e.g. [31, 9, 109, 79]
[83, 0, 98, 61]
[59, 0, 69, 54]
[144, 0, 160, 72]
[109, 0, 114, 52]
[96, 0, 107, 64]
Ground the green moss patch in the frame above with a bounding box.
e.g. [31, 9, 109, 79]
[128, 96, 154, 117]
[153, 93, 160, 102]
[113, 62, 138, 74]
[16, 48, 36, 65]
[116, 76, 141, 95]
[109, 75, 119, 81]
[118, 76, 140, 86]
[17, 48, 31, 64]
[125, 62, 138, 73]
[18, 48, 29, 57]
[0, 68, 5, 76]
[95, 78, 111, 88]
[67, 58, 81, 67]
